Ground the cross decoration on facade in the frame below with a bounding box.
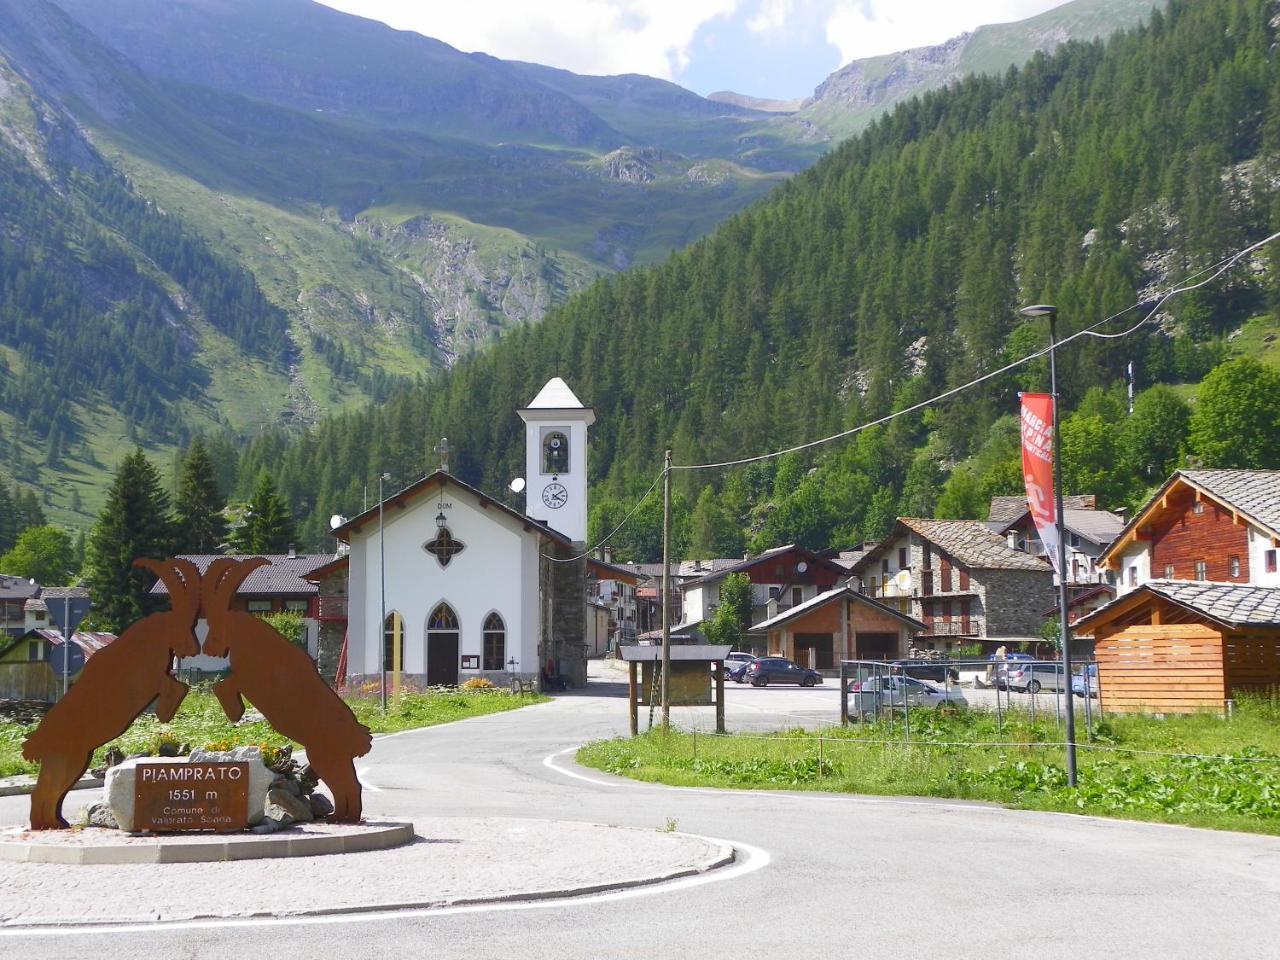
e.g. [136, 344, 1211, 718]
[424, 528, 466, 567]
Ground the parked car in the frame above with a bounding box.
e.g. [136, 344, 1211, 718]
[725, 656, 756, 683]
[847, 675, 968, 718]
[745, 657, 823, 687]
[988, 652, 1036, 689]
[1072, 663, 1099, 698]
[1005, 662, 1069, 693]
[889, 659, 960, 683]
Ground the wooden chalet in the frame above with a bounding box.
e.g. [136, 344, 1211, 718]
[1077, 580, 1280, 714]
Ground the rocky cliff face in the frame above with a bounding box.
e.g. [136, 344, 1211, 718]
[807, 33, 971, 117]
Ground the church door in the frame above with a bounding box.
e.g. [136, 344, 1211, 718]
[427, 603, 460, 687]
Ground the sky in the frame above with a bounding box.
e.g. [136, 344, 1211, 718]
[316, 1, 1072, 100]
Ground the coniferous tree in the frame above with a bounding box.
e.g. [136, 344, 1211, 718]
[85, 449, 176, 631]
[0, 483, 16, 555]
[232, 473, 296, 554]
[174, 438, 228, 554]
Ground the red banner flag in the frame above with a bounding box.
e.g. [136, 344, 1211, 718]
[1020, 393, 1060, 576]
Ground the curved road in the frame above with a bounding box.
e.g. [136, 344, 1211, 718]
[3, 672, 1278, 958]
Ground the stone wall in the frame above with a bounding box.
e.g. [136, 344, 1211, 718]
[982, 569, 1057, 638]
[541, 544, 588, 687]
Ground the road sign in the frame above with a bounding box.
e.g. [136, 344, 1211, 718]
[46, 595, 91, 637]
[49, 640, 85, 676]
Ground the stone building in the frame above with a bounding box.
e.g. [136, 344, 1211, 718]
[850, 518, 1056, 652]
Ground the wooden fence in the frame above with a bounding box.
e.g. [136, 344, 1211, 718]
[0, 662, 60, 703]
[1095, 623, 1226, 714]
[1223, 632, 1280, 698]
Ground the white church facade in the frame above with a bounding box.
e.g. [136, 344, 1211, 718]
[332, 378, 624, 689]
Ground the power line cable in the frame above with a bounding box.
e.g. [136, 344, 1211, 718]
[671, 230, 1280, 473]
[539, 230, 1279, 557]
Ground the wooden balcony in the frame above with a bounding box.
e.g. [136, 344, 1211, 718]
[314, 597, 348, 621]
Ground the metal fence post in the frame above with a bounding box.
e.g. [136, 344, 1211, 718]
[840, 661, 849, 727]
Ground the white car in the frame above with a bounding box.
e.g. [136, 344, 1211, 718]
[847, 675, 967, 718]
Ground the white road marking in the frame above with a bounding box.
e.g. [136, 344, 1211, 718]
[0, 838, 769, 936]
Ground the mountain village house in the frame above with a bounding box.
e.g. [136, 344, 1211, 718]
[678, 545, 848, 642]
[850, 518, 1057, 653]
[1078, 470, 1280, 713]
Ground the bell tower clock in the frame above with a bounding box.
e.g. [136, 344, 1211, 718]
[517, 378, 595, 542]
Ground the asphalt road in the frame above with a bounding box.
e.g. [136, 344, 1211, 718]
[3, 669, 1278, 959]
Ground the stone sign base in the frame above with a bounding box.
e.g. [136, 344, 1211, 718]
[0, 819, 413, 865]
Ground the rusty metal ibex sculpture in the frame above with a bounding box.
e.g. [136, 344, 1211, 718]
[24, 555, 372, 830]
[201, 557, 372, 823]
[24, 559, 202, 829]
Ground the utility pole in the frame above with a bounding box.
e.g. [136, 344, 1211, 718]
[661, 449, 672, 729]
[378, 471, 390, 712]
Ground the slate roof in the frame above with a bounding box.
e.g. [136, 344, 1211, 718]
[999, 507, 1125, 546]
[150, 554, 338, 597]
[0, 574, 40, 601]
[748, 586, 924, 633]
[1181, 470, 1280, 536]
[1098, 470, 1280, 569]
[1080, 580, 1280, 630]
[988, 494, 1098, 526]
[24, 587, 91, 613]
[894, 518, 1051, 572]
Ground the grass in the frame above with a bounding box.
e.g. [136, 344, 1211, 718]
[0, 687, 548, 779]
[578, 695, 1280, 836]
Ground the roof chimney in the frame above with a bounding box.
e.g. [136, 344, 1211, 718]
[288, 544, 296, 559]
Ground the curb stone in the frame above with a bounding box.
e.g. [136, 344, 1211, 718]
[0, 833, 737, 927]
[0, 775, 101, 798]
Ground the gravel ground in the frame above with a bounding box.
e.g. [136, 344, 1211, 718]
[0, 817, 729, 926]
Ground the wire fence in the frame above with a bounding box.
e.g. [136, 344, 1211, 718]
[835, 657, 1102, 738]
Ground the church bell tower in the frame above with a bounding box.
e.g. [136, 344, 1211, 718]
[518, 377, 595, 542]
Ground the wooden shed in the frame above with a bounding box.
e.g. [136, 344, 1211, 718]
[748, 586, 925, 670]
[1076, 580, 1280, 713]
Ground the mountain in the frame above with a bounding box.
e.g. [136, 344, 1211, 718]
[0, 0, 820, 526]
[230, 0, 1280, 554]
[801, 0, 1157, 137]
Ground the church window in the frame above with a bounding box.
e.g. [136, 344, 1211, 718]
[383, 611, 405, 672]
[543, 431, 569, 475]
[429, 604, 459, 631]
[483, 613, 506, 671]
[424, 528, 466, 567]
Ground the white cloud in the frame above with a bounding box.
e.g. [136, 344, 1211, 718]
[747, 0, 794, 34]
[824, 0, 1063, 65]
[317, 1, 739, 80]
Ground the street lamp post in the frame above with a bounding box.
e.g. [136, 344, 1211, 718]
[378, 471, 391, 713]
[1020, 303, 1078, 786]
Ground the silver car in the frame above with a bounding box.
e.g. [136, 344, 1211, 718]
[1005, 662, 1069, 693]
[847, 675, 968, 718]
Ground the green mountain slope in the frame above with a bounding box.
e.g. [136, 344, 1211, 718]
[801, 0, 1157, 138]
[0, 0, 810, 528]
[233, 0, 1280, 551]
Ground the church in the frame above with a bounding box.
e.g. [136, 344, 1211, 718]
[329, 378, 627, 690]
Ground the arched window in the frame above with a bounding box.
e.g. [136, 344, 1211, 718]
[428, 604, 459, 631]
[483, 613, 506, 671]
[383, 611, 404, 672]
[543, 431, 569, 475]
